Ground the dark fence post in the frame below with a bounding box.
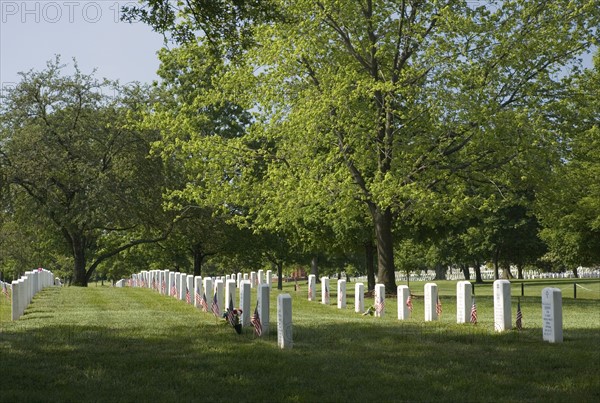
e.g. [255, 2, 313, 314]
[521, 282, 524, 297]
[574, 282, 577, 300]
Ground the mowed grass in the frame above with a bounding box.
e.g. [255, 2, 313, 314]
[0, 279, 599, 402]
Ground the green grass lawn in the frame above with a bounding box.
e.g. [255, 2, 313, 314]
[0, 280, 599, 402]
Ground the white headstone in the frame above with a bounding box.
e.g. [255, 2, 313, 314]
[456, 281, 472, 324]
[168, 272, 176, 297]
[225, 279, 237, 309]
[374, 284, 385, 317]
[186, 275, 194, 304]
[257, 269, 264, 285]
[397, 285, 410, 320]
[266, 270, 272, 287]
[243, 273, 249, 282]
[493, 280, 512, 331]
[203, 277, 213, 306]
[174, 273, 182, 299]
[424, 283, 438, 321]
[240, 280, 252, 326]
[308, 275, 316, 301]
[194, 276, 203, 308]
[355, 283, 364, 313]
[215, 279, 225, 313]
[258, 284, 270, 336]
[250, 271, 257, 288]
[337, 279, 346, 309]
[179, 274, 187, 300]
[542, 287, 563, 343]
[321, 277, 330, 305]
[11, 280, 20, 321]
[236, 272, 242, 287]
[277, 294, 293, 349]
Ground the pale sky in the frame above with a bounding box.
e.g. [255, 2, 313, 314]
[1, 0, 165, 92]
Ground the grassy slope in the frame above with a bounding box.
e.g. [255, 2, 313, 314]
[0, 280, 598, 402]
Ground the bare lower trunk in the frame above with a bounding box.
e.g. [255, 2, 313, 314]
[501, 263, 514, 279]
[434, 263, 447, 280]
[311, 256, 319, 281]
[276, 261, 283, 290]
[71, 234, 88, 287]
[474, 260, 483, 283]
[517, 264, 523, 279]
[493, 248, 500, 280]
[365, 241, 376, 292]
[461, 264, 471, 280]
[374, 207, 396, 291]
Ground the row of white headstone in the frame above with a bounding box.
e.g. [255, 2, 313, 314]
[7, 269, 56, 321]
[125, 270, 293, 349]
[307, 275, 563, 343]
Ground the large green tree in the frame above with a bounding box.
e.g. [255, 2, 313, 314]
[0, 59, 172, 286]
[131, 1, 598, 290]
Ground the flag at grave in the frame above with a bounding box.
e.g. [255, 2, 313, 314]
[470, 297, 478, 324]
[200, 293, 209, 312]
[186, 287, 191, 304]
[161, 280, 166, 294]
[406, 294, 413, 313]
[250, 303, 262, 336]
[171, 282, 177, 297]
[195, 288, 202, 307]
[226, 295, 235, 326]
[325, 285, 330, 302]
[516, 299, 523, 330]
[436, 296, 442, 317]
[211, 292, 220, 317]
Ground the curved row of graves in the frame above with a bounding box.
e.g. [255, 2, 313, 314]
[123, 269, 293, 349]
[307, 275, 563, 343]
[1, 269, 56, 321]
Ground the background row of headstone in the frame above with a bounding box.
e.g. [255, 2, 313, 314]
[123, 269, 294, 348]
[307, 275, 563, 343]
[352, 267, 600, 283]
[8, 269, 56, 321]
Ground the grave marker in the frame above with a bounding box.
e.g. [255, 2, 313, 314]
[493, 280, 511, 331]
[375, 284, 385, 317]
[456, 281, 472, 324]
[258, 284, 270, 335]
[355, 283, 364, 313]
[337, 279, 346, 309]
[321, 277, 330, 305]
[397, 285, 410, 320]
[240, 280, 252, 326]
[225, 279, 237, 309]
[277, 294, 293, 349]
[308, 275, 316, 301]
[542, 287, 563, 343]
[424, 283, 438, 321]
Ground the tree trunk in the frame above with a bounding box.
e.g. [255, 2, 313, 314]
[517, 263, 524, 279]
[192, 243, 203, 276]
[365, 241, 376, 292]
[71, 233, 88, 287]
[501, 263, 514, 279]
[311, 256, 319, 282]
[276, 261, 283, 290]
[474, 260, 483, 283]
[461, 263, 471, 280]
[374, 207, 396, 290]
[493, 248, 500, 280]
[573, 266, 579, 278]
[434, 263, 447, 280]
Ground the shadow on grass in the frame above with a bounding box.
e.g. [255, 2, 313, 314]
[1, 317, 599, 402]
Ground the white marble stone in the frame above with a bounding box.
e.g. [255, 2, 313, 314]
[493, 280, 512, 331]
[456, 281, 472, 324]
[308, 275, 316, 301]
[257, 269, 264, 285]
[194, 276, 203, 308]
[337, 279, 346, 309]
[225, 279, 237, 309]
[397, 285, 410, 320]
[321, 277, 330, 305]
[355, 283, 364, 313]
[215, 279, 225, 313]
[277, 294, 293, 349]
[375, 284, 385, 317]
[250, 271, 257, 288]
[266, 270, 272, 287]
[258, 284, 270, 336]
[424, 283, 438, 321]
[186, 275, 194, 304]
[542, 287, 563, 343]
[240, 280, 252, 326]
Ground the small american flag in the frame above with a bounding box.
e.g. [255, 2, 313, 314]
[170, 282, 177, 297]
[161, 280, 166, 294]
[324, 285, 329, 302]
[516, 299, 523, 330]
[2, 282, 10, 301]
[226, 295, 235, 325]
[436, 296, 442, 318]
[250, 303, 262, 336]
[200, 293, 209, 312]
[185, 287, 191, 304]
[375, 296, 384, 315]
[211, 292, 220, 317]
[152, 278, 156, 290]
[470, 297, 478, 324]
[406, 294, 413, 313]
